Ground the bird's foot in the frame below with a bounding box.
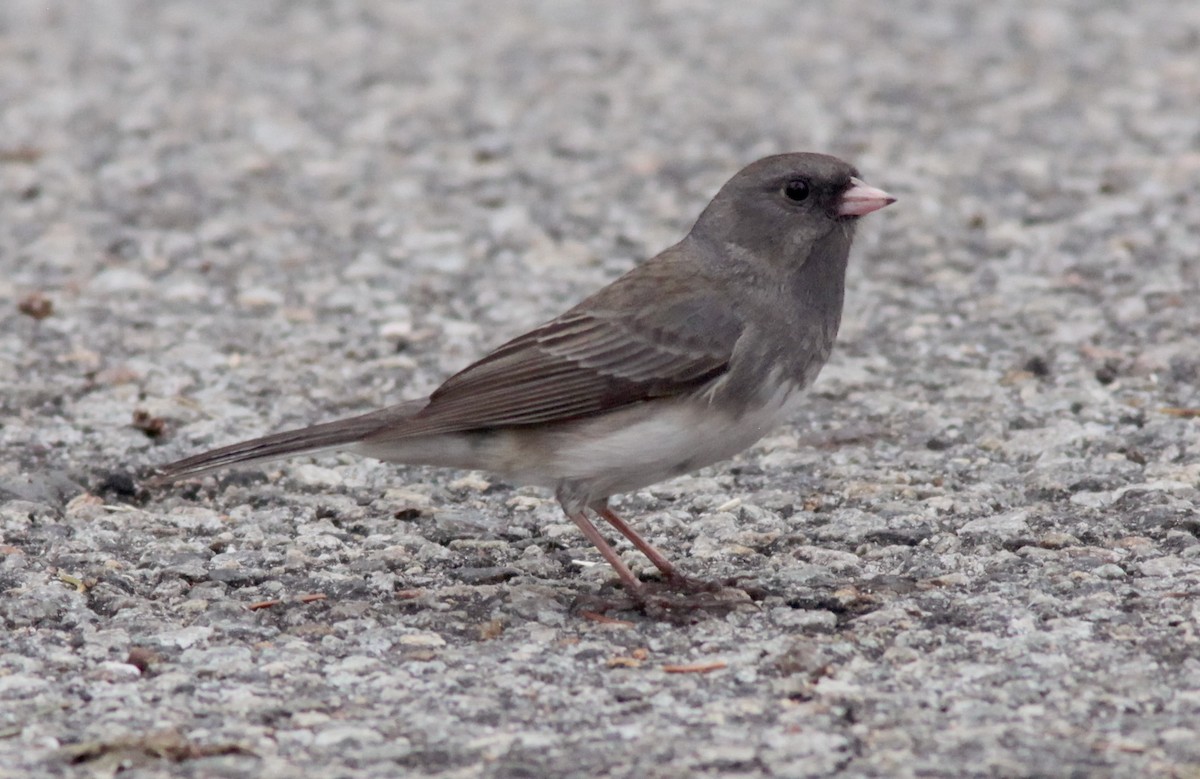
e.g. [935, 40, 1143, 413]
[636, 578, 756, 621]
[658, 571, 726, 594]
[572, 576, 761, 623]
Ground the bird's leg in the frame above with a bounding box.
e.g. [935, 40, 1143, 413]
[565, 510, 645, 595]
[592, 502, 680, 580]
[568, 500, 749, 617]
[594, 502, 731, 598]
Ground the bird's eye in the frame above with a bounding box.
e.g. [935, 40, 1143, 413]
[782, 179, 810, 202]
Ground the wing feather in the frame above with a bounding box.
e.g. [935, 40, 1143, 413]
[361, 252, 745, 441]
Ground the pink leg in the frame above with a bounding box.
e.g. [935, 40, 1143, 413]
[593, 504, 679, 580]
[566, 511, 644, 594]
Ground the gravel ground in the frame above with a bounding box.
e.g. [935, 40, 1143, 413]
[3, 1, 1199, 777]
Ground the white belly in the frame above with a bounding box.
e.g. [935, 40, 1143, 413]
[353, 381, 806, 505]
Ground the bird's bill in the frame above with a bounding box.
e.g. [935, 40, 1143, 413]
[837, 177, 896, 217]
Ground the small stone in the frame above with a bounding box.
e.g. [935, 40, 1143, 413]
[90, 267, 151, 294]
[396, 632, 446, 648]
[237, 286, 284, 308]
[957, 511, 1030, 540]
[289, 464, 344, 487]
[1137, 556, 1185, 577]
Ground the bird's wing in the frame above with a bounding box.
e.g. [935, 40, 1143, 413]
[362, 258, 745, 441]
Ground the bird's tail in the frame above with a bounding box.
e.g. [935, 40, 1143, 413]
[148, 400, 426, 484]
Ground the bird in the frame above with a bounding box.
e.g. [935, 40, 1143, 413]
[151, 152, 895, 597]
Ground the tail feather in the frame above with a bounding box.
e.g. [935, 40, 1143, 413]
[149, 400, 426, 484]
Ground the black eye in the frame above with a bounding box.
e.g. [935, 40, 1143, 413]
[783, 179, 810, 202]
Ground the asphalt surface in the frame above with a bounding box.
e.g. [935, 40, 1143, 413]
[2, 1, 1199, 777]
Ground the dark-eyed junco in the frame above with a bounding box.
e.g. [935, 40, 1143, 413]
[152, 153, 894, 596]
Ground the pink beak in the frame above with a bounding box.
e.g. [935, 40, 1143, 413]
[837, 177, 896, 217]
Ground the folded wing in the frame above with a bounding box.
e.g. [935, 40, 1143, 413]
[363, 260, 745, 441]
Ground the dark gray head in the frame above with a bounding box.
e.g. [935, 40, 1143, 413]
[689, 153, 894, 262]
